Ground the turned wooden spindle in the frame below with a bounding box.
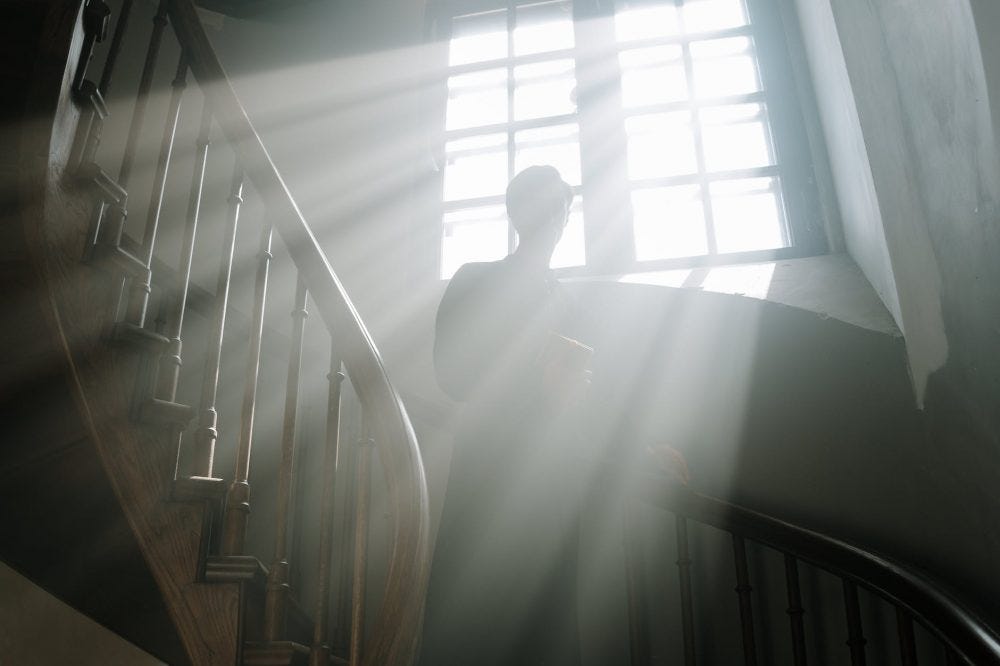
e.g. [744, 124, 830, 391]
[222, 222, 274, 555]
[125, 55, 188, 327]
[676, 515, 697, 666]
[156, 104, 212, 403]
[733, 535, 759, 666]
[98, 0, 133, 96]
[623, 498, 649, 666]
[349, 429, 374, 666]
[190, 167, 244, 478]
[842, 579, 868, 666]
[72, 0, 111, 93]
[117, 0, 168, 190]
[263, 277, 310, 641]
[309, 351, 346, 666]
[784, 554, 808, 666]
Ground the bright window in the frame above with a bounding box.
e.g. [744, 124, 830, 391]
[436, 0, 824, 278]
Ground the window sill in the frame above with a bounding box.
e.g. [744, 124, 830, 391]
[567, 252, 899, 336]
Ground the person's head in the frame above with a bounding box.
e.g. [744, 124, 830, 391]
[505, 165, 573, 258]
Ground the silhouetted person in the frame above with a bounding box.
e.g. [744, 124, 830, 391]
[420, 166, 589, 666]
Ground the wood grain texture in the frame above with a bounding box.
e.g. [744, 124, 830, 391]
[13, 2, 241, 664]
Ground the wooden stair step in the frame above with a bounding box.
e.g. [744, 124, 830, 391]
[205, 555, 268, 584]
[139, 397, 194, 427]
[112, 322, 168, 353]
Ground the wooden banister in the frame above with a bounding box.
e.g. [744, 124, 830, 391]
[632, 473, 1000, 666]
[164, 1, 430, 663]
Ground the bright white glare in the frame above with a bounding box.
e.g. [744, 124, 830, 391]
[514, 123, 581, 186]
[550, 199, 586, 268]
[700, 104, 771, 172]
[631, 185, 707, 260]
[447, 68, 508, 130]
[618, 269, 692, 287]
[711, 177, 784, 253]
[441, 205, 509, 278]
[699, 262, 777, 299]
[690, 37, 759, 99]
[514, 1, 575, 56]
[625, 112, 697, 179]
[444, 133, 508, 201]
[682, 0, 749, 34]
[615, 4, 681, 41]
[514, 59, 577, 121]
[619, 45, 687, 107]
[617, 262, 777, 301]
[449, 9, 508, 66]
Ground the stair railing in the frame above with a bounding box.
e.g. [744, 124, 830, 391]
[70, 0, 430, 664]
[625, 472, 1000, 666]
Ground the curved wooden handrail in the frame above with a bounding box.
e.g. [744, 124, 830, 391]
[164, 2, 429, 663]
[633, 473, 1000, 665]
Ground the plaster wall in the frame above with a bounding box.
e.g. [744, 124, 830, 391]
[789, 0, 901, 332]
[792, 0, 1000, 620]
[0, 562, 163, 665]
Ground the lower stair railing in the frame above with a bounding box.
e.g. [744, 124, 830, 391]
[624, 472, 1000, 666]
[67, 0, 430, 664]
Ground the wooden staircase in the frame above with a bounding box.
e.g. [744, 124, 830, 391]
[3, 0, 429, 664]
[6, 1, 1000, 666]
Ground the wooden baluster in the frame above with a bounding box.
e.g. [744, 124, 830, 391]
[842, 580, 868, 665]
[156, 104, 212, 404]
[895, 608, 918, 666]
[784, 554, 808, 666]
[264, 278, 310, 641]
[623, 498, 649, 666]
[104, 0, 168, 251]
[73, 0, 111, 92]
[117, 0, 167, 191]
[332, 405, 361, 657]
[98, 0, 134, 96]
[309, 351, 345, 666]
[676, 516, 697, 666]
[222, 222, 274, 555]
[732, 535, 759, 666]
[349, 428, 374, 666]
[189, 167, 244, 478]
[125, 55, 188, 327]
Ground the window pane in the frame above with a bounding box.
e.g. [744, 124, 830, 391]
[625, 112, 698, 179]
[515, 1, 574, 56]
[682, 0, 749, 34]
[550, 199, 586, 268]
[441, 205, 509, 278]
[514, 123, 581, 186]
[447, 68, 508, 131]
[700, 103, 772, 172]
[619, 45, 688, 108]
[710, 177, 785, 253]
[444, 133, 508, 201]
[514, 59, 577, 121]
[632, 185, 707, 260]
[449, 9, 508, 66]
[615, 2, 681, 41]
[690, 37, 759, 99]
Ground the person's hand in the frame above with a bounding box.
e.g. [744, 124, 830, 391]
[645, 444, 690, 484]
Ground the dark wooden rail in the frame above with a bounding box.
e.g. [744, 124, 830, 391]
[629, 473, 1000, 666]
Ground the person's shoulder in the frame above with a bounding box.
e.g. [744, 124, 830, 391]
[446, 259, 507, 290]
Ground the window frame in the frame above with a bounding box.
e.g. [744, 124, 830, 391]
[428, 0, 829, 279]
